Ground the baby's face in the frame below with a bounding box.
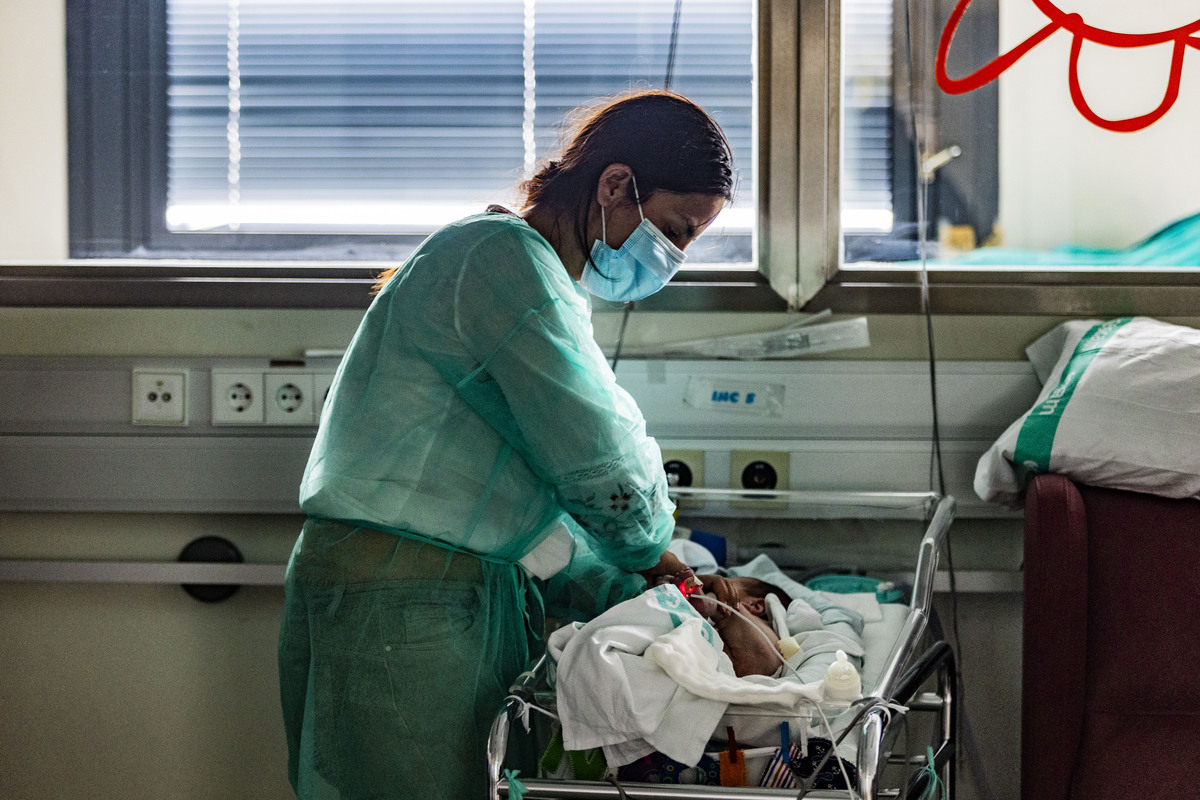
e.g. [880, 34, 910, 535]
[693, 584, 768, 621]
[715, 598, 782, 677]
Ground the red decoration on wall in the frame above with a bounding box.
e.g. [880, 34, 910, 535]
[936, 0, 1200, 132]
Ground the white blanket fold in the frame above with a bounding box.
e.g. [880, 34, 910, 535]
[645, 618, 826, 712]
[548, 585, 730, 767]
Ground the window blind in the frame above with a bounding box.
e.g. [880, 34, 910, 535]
[166, 0, 890, 248]
[166, 0, 754, 238]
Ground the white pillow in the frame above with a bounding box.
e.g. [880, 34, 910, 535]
[975, 317, 1200, 506]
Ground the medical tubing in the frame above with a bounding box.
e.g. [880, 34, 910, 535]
[663, 0, 684, 91]
[488, 696, 518, 798]
[608, 301, 634, 371]
[515, 653, 549, 687]
[503, 692, 560, 731]
[902, 1, 965, 763]
[915, 746, 945, 799]
[609, 0, 682, 374]
[604, 774, 633, 799]
[490, 657, 555, 799]
[901, 0, 945, 500]
[883, 642, 957, 799]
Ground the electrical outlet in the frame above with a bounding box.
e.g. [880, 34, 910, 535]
[661, 449, 706, 509]
[264, 371, 315, 425]
[132, 370, 188, 425]
[312, 372, 336, 422]
[729, 449, 789, 507]
[211, 371, 265, 424]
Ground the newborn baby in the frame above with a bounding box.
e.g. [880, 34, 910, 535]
[713, 596, 785, 677]
[661, 570, 795, 678]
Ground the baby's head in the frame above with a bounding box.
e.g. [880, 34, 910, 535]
[714, 598, 784, 677]
[725, 576, 793, 615]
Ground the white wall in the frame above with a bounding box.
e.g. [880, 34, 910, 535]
[0, 513, 299, 800]
[998, 0, 1200, 250]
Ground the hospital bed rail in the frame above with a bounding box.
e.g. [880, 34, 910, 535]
[488, 491, 957, 800]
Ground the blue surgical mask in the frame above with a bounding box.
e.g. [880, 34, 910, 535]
[579, 175, 687, 302]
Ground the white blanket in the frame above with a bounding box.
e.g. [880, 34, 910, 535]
[547, 585, 730, 766]
[646, 618, 826, 712]
[549, 575, 875, 768]
[548, 584, 835, 767]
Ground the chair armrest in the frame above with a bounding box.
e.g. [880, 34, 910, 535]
[1021, 474, 1089, 800]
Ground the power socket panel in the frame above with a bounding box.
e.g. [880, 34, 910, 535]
[211, 371, 265, 425]
[729, 449, 790, 507]
[264, 371, 315, 425]
[661, 448, 706, 509]
[132, 370, 188, 425]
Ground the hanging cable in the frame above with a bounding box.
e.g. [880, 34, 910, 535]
[610, 0, 685, 373]
[899, 3, 966, 798]
[609, 303, 634, 371]
[902, 0, 945, 499]
[664, 0, 685, 91]
[902, 0, 959, 647]
[900, 6, 999, 800]
[902, 0, 958, 666]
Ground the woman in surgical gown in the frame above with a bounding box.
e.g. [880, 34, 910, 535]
[278, 90, 735, 800]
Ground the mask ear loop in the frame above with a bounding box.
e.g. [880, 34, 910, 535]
[609, 169, 642, 374]
[629, 172, 645, 221]
[601, 171, 643, 247]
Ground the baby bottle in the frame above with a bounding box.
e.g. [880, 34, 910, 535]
[823, 649, 862, 702]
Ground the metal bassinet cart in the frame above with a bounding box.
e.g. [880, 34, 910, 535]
[488, 491, 957, 800]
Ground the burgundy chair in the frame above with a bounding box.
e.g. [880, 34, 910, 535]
[1022, 473, 1200, 800]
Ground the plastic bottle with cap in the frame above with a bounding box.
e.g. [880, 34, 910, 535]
[823, 649, 862, 702]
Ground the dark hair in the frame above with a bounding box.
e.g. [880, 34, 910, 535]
[737, 576, 794, 609]
[374, 90, 734, 293]
[521, 90, 736, 267]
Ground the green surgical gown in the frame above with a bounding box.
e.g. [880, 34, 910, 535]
[280, 211, 676, 799]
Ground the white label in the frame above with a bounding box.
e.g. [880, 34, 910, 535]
[683, 378, 785, 416]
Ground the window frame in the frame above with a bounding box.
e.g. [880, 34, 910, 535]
[54, 0, 783, 310]
[779, 0, 1200, 317]
[19, 0, 1199, 315]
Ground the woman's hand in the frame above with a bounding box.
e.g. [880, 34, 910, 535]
[638, 550, 689, 584]
[696, 573, 743, 611]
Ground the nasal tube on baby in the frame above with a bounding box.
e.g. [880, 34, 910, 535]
[823, 649, 861, 702]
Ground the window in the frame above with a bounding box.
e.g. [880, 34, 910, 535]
[63, 0, 1199, 313]
[65, 0, 897, 312]
[74, 0, 757, 267]
[817, 0, 1200, 315]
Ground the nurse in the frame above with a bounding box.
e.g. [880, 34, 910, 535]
[278, 90, 735, 800]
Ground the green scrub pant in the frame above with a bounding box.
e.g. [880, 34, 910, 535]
[278, 517, 539, 799]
